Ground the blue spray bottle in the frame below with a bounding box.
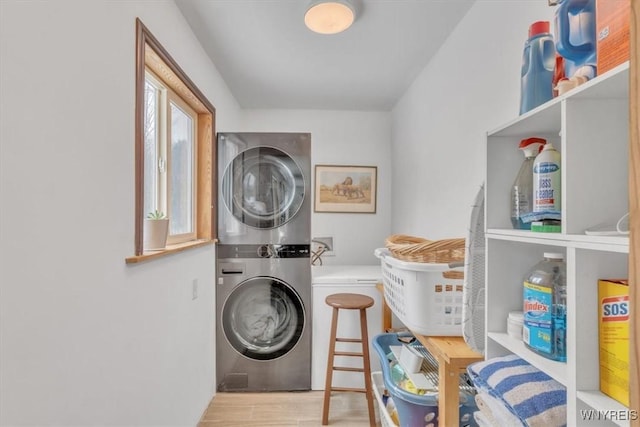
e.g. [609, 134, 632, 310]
[520, 21, 556, 114]
[553, 0, 597, 80]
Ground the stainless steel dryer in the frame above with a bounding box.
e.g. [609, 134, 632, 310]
[217, 132, 311, 245]
[216, 244, 311, 391]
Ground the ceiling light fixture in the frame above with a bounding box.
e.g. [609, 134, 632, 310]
[304, 0, 356, 35]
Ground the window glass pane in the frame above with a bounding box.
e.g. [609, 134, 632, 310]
[170, 102, 194, 235]
[143, 79, 159, 218]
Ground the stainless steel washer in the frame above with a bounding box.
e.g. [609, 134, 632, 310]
[216, 244, 311, 391]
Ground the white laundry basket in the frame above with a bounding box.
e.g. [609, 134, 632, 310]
[375, 248, 463, 336]
[372, 371, 398, 427]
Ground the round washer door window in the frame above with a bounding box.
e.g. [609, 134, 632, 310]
[222, 147, 305, 229]
[222, 276, 305, 361]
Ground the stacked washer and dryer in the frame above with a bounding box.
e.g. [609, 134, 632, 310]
[216, 132, 312, 391]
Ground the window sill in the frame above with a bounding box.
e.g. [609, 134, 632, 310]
[125, 239, 215, 264]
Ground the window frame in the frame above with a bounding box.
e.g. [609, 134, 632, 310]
[145, 69, 199, 245]
[128, 19, 216, 262]
[165, 90, 198, 244]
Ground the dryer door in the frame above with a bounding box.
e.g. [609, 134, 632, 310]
[221, 147, 305, 229]
[222, 276, 305, 360]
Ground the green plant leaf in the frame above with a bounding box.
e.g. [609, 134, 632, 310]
[146, 210, 166, 219]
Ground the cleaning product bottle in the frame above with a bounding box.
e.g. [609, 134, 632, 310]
[533, 141, 561, 225]
[552, 53, 566, 97]
[523, 253, 567, 362]
[511, 137, 546, 229]
[520, 21, 556, 114]
[553, 0, 597, 80]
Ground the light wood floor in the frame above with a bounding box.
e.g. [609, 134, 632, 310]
[198, 391, 381, 426]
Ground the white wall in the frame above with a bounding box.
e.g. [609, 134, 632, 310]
[240, 109, 392, 265]
[0, 1, 241, 425]
[0, 0, 559, 424]
[391, 0, 554, 239]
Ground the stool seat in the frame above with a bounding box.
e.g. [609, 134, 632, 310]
[322, 293, 376, 426]
[325, 293, 374, 310]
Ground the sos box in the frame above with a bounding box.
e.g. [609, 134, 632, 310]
[596, 0, 630, 75]
[598, 279, 629, 406]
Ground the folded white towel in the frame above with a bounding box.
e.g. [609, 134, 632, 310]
[476, 391, 524, 426]
[473, 410, 493, 427]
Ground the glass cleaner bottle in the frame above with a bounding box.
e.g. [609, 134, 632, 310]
[533, 141, 561, 215]
[511, 137, 546, 229]
[522, 253, 567, 362]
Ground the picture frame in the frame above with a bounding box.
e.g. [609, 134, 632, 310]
[314, 164, 377, 213]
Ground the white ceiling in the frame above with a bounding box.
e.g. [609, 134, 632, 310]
[175, 0, 475, 111]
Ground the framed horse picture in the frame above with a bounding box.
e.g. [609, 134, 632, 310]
[314, 165, 377, 213]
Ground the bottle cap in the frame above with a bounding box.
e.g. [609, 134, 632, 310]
[556, 78, 576, 95]
[508, 311, 524, 323]
[519, 137, 546, 157]
[529, 21, 550, 38]
[570, 75, 589, 86]
[519, 137, 546, 149]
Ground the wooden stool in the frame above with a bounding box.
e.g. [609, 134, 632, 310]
[322, 293, 376, 426]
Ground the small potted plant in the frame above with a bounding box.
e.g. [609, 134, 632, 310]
[143, 210, 169, 250]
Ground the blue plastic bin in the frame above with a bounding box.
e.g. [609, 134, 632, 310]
[373, 333, 478, 427]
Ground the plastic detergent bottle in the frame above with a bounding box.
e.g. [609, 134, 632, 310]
[520, 21, 556, 114]
[553, 0, 597, 80]
[533, 142, 561, 221]
[523, 253, 567, 362]
[511, 137, 546, 229]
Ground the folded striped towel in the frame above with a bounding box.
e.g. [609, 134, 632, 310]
[467, 354, 566, 427]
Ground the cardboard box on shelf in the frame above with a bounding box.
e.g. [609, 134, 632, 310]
[598, 278, 629, 407]
[596, 0, 630, 75]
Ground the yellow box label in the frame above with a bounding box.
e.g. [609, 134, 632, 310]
[598, 279, 629, 407]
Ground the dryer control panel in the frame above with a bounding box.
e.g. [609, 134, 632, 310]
[218, 244, 310, 259]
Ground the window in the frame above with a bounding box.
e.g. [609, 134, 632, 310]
[128, 19, 216, 261]
[144, 70, 198, 244]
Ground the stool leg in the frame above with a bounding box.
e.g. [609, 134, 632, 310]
[322, 307, 339, 425]
[359, 308, 376, 427]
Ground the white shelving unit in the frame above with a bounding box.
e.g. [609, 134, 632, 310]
[484, 62, 630, 427]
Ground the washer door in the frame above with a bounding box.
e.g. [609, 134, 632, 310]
[222, 276, 305, 361]
[222, 147, 304, 229]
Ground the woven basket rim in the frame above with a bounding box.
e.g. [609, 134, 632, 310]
[384, 234, 465, 263]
